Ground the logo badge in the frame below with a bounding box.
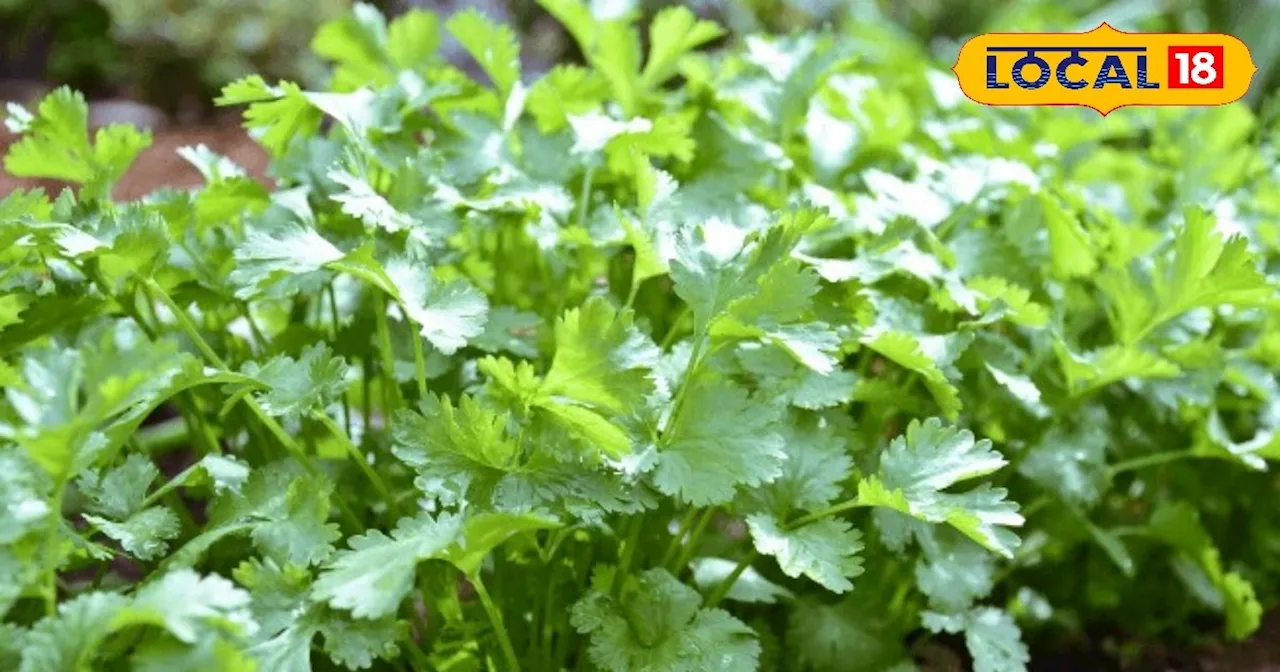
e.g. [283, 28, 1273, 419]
[951, 23, 1256, 115]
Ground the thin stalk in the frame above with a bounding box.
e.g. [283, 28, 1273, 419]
[144, 280, 364, 530]
[787, 500, 871, 530]
[135, 416, 189, 453]
[659, 306, 691, 350]
[577, 163, 596, 227]
[412, 332, 428, 400]
[704, 550, 757, 608]
[660, 509, 701, 569]
[40, 482, 66, 616]
[362, 358, 374, 433]
[672, 507, 716, 573]
[1108, 450, 1199, 476]
[624, 272, 641, 310]
[612, 513, 645, 596]
[473, 575, 520, 672]
[327, 284, 354, 435]
[315, 412, 398, 517]
[373, 290, 402, 413]
[664, 335, 706, 438]
[237, 301, 268, 352]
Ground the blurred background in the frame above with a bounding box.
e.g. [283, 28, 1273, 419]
[1, 0, 1277, 121]
[0, 0, 1277, 197]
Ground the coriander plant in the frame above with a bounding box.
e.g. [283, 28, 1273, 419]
[1, 3, 1278, 671]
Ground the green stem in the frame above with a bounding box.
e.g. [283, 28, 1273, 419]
[787, 499, 871, 530]
[672, 507, 716, 573]
[327, 284, 354, 435]
[577, 163, 596, 227]
[135, 416, 189, 453]
[659, 306, 691, 350]
[539, 562, 560, 668]
[373, 291, 402, 413]
[664, 335, 707, 441]
[41, 481, 66, 616]
[238, 301, 267, 352]
[473, 575, 520, 672]
[315, 412, 398, 517]
[412, 333, 428, 401]
[1108, 450, 1198, 476]
[143, 461, 201, 509]
[704, 550, 756, 608]
[145, 280, 364, 530]
[624, 273, 641, 310]
[670, 509, 721, 570]
[660, 509, 700, 569]
[613, 513, 645, 596]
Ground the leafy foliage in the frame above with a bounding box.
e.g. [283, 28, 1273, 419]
[2, 2, 1279, 671]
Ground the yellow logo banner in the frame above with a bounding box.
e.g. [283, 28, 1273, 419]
[951, 23, 1256, 115]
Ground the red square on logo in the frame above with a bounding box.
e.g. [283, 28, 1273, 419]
[1168, 46, 1224, 88]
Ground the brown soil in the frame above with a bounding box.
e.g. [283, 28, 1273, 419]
[0, 91, 268, 200]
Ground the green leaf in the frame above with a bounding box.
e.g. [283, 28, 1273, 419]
[571, 568, 760, 672]
[860, 418, 1022, 557]
[654, 380, 785, 506]
[229, 224, 344, 300]
[863, 329, 966, 420]
[383, 258, 489, 355]
[3, 87, 150, 200]
[445, 8, 522, 97]
[922, 607, 1029, 672]
[312, 512, 462, 619]
[671, 212, 811, 336]
[392, 393, 520, 507]
[185, 462, 341, 568]
[1148, 502, 1262, 640]
[388, 10, 441, 70]
[441, 511, 559, 576]
[235, 344, 351, 418]
[1039, 192, 1097, 279]
[745, 514, 864, 593]
[640, 7, 724, 91]
[84, 507, 180, 561]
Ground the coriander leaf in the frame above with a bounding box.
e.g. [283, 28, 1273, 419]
[571, 568, 760, 672]
[83, 507, 181, 561]
[745, 514, 864, 594]
[787, 597, 908, 672]
[3, 87, 150, 200]
[236, 343, 351, 418]
[446, 8, 521, 97]
[185, 462, 341, 568]
[640, 6, 724, 91]
[860, 418, 1022, 557]
[312, 512, 462, 619]
[922, 607, 1029, 672]
[383, 258, 488, 355]
[654, 380, 785, 506]
[392, 393, 521, 507]
[1148, 502, 1263, 640]
[863, 329, 966, 420]
[441, 511, 560, 576]
[229, 224, 344, 300]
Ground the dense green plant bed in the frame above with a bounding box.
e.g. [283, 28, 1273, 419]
[2, 3, 1279, 670]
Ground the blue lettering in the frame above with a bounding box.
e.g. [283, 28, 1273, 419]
[1055, 51, 1088, 89]
[986, 54, 1009, 89]
[1093, 55, 1132, 88]
[1135, 54, 1159, 88]
[1012, 53, 1050, 90]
